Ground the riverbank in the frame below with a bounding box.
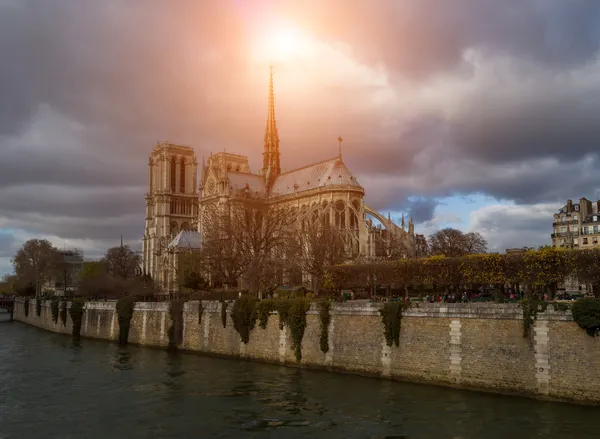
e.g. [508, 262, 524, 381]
[12, 298, 600, 405]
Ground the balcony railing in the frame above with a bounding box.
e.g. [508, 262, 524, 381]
[552, 231, 579, 238]
[553, 220, 578, 226]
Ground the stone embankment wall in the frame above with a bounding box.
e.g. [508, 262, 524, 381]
[13, 299, 600, 404]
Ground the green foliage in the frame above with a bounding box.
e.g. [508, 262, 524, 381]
[35, 299, 42, 317]
[50, 298, 59, 324]
[168, 299, 186, 349]
[380, 302, 408, 347]
[231, 295, 259, 344]
[519, 298, 545, 337]
[116, 296, 137, 345]
[256, 299, 276, 329]
[59, 300, 67, 326]
[198, 302, 204, 325]
[221, 301, 229, 328]
[24, 298, 30, 318]
[571, 298, 600, 337]
[69, 298, 86, 339]
[318, 300, 331, 354]
[275, 298, 310, 362]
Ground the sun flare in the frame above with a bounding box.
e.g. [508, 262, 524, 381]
[252, 21, 312, 63]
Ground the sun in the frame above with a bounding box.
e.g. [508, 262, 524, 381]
[252, 21, 312, 63]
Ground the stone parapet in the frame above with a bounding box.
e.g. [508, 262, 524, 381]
[11, 298, 596, 405]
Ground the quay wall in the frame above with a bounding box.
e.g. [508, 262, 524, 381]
[13, 299, 600, 404]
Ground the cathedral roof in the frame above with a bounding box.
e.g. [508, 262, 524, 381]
[227, 172, 266, 193]
[270, 157, 362, 197]
[167, 230, 202, 250]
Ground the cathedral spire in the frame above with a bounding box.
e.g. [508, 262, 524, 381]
[263, 65, 281, 179]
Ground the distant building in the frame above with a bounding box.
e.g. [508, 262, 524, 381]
[551, 197, 600, 249]
[551, 197, 600, 294]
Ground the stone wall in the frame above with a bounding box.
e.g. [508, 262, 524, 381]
[12, 299, 600, 404]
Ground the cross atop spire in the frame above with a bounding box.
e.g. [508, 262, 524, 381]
[337, 136, 343, 159]
[263, 65, 281, 179]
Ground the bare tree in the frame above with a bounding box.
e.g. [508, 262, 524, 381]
[102, 245, 141, 279]
[296, 221, 346, 294]
[202, 195, 296, 296]
[428, 228, 487, 257]
[12, 239, 60, 297]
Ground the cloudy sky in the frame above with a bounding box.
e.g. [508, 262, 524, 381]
[1, 0, 600, 276]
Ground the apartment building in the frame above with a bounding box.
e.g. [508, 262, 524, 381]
[551, 197, 600, 249]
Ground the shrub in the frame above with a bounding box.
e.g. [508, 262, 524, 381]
[24, 298, 30, 318]
[380, 302, 408, 347]
[571, 298, 600, 337]
[168, 299, 186, 350]
[69, 298, 86, 340]
[256, 299, 276, 329]
[116, 296, 137, 345]
[59, 300, 67, 326]
[231, 295, 258, 344]
[51, 298, 59, 324]
[276, 298, 310, 362]
[318, 300, 331, 354]
[35, 299, 42, 317]
[519, 298, 545, 337]
[221, 301, 228, 328]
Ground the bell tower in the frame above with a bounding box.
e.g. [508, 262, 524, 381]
[142, 142, 198, 282]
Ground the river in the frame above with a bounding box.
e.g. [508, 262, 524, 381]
[1, 314, 598, 439]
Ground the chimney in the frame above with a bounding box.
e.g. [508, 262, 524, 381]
[567, 199, 573, 212]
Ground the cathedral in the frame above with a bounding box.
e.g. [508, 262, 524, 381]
[142, 69, 416, 293]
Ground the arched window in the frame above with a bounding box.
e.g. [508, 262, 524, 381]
[181, 222, 190, 231]
[180, 157, 186, 193]
[171, 221, 178, 235]
[170, 157, 177, 192]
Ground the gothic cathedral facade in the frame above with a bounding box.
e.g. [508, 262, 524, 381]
[143, 69, 416, 292]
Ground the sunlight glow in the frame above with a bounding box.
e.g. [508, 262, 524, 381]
[252, 21, 312, 63]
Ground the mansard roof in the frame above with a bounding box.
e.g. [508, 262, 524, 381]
[167, 230, 202, 250]
[269, 157, 362, 197]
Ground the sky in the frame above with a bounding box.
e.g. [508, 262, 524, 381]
[1, 0, 600, 276]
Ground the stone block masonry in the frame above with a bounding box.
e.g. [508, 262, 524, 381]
[12, 299, 600, 404]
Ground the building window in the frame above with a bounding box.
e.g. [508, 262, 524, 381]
[594, 237, 598, 245]
[170, 157, 177, 192]
[594, 225, 599, 234]
[584, 227, 589, 235]
[561, 227, 566, 233]
[180, 157, 186, 193]
[583, 238, 588, 245]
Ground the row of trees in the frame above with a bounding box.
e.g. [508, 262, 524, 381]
[8, 238, 149, 298]
[177, 194, 488, 296]
[328, 247, 600, 299]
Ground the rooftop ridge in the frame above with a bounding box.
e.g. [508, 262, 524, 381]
[277, 156, 342, 176]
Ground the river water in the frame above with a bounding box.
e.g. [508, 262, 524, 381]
[1, 314, 599, 439]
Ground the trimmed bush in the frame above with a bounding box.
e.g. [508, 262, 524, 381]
[571, 298, 600, 337]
